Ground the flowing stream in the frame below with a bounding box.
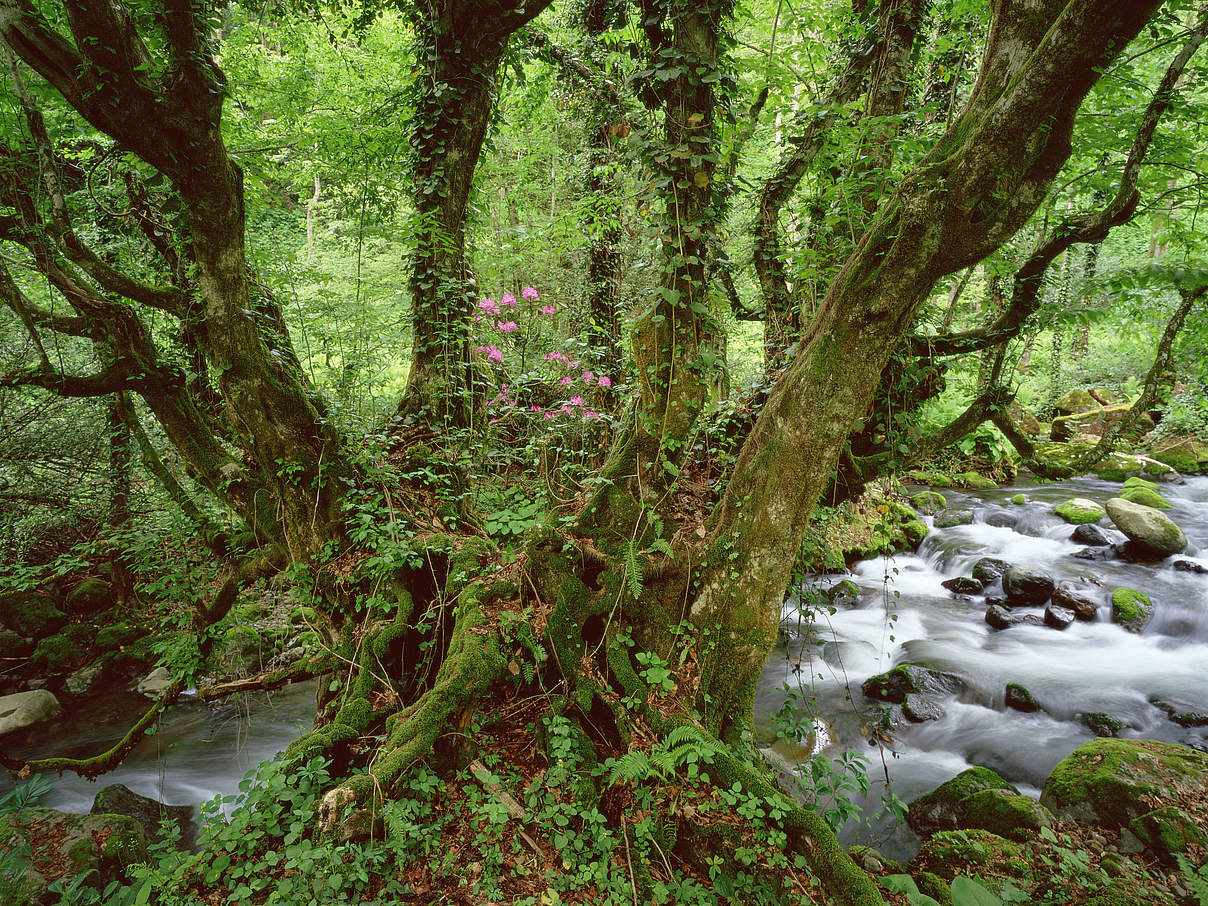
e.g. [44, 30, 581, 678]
[755, 475, 1208, 860]
[4, 477, 1206, 864]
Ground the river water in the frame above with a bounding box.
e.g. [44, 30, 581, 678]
[755, 475, 1208, 860]
[4, 477, 1206, 861]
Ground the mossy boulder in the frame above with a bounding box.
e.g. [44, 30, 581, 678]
[906, 766, 1019, 837]
[95, 623, 143, 650]
[0, 590, 67, 637]
[940, 577, 983, 595]
[907, 470, 953, 488]
[934, 508, 974, 528]
[952, 472, 999, 489]
[235, 600, 271, 622]
[1002, 565, 1055, 606]
[1054, 389, 1100, 417]
[1081, 712, 1124, 737]
[861, 665, 962, 705]
[1053, 498, 1105, 524]
[910, 490, 948, 515]
[958, 789, 1054, 841]
[64, 578, 112, 615]
[1032, 442, 1177, 481]
[1123, 806, 1208, 866]
[31, 622, 93, 673]
[1150, 435, 1208, 475]
[847, 500, 930, 558]
[0, 628, 30, 660]
[1105, 497, 1186, 557]
[971, 557, 1010, 585]
[90, 784, 196, 849]
[1110, 588, 1152, 633]
[0, 808, 148, 900]
[1118, 484, 1171, 510]
[911, 829, 1028, 883]
[1039, 738, 1208, 829]
[1050, 403, 1153, 443]
[221, 625, 267, 672]
[1009, 493, 1026, 505]
[289, 605, 318, 625]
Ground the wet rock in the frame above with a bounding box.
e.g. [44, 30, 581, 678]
[912, 829, 1029, 882]
[1073, 545, 1116, 561]
[1071, 522, 1111, 546]
[1044, 604, 1076, 630]
[906, 766, 1019, 837]
[941, 577, 983, 595]
[985, 605, 1043, 631]
[861, 664, 963, 704]
[64, 577, 112, 615]
[1105, 497, 1187, 557]
[1040, 738, 1208, 829]
[910, 490, 947, 515]
[1123, 806, 1208, 866]
[971, 557, 1010, 585]
[1111, 587, 1152, 633]
[0, 629, 30, 660]
[91, 784, 196, 849]
[0, 689, 62, 736]
[1009, 493, 1026, 505]
[958, 789, 1055, 841]
[1002, 565, 1055, 606]
[934, 508, 975, 528]
[1051, 583, 1099, 621]
[1172, 559, 1208, 574]
[1119, 483, 1172, 510]
[822, 579, 860, 606]
[136, 666, 173, 698]
[1004, 683, 1039, 713]
[985, 511, 1018, 528]
[903, 694, 945, 723]
[953, 472, 999, 489]
[1152, 699, 1208, 728]
[1054, 498, 1106, 524]
[0, 808, 148, 900]
[1081, 712, 1123, 737]
[65, 662, 104, 696]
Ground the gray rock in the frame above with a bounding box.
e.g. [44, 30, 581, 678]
[1072, 523, 1111, 546]
[1002, 565, 1055, 606]
[136, 666, 173, 698]
[1105, 497, 1187, 557]
[1005, 683, 1039, 713]
[903, 694, 945, 723]
[941, 577, 983, 595]
[935, 508, 975, 528]
[65, 662, 104, 696]
[985, 605, 1043, 631]
[1172, 559, 1208, 574]
[0, 690, 62, 736]
[861, 665, 963, 704]
[1081, 712, 1123, 737]
[985, 512, 1018, 528]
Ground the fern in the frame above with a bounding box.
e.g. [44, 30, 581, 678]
[647, 538, 674, 556]
[1178, 855, 1208, 906]
[606, 726, 721, 786]
[625, 540, 643, 599]
[607, 751, 653, 786]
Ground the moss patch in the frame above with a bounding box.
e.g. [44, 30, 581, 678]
[1054, 498, 1105, 524]
[1110, 588, 1151, 632]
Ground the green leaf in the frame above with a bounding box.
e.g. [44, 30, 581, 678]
[951, 876, 1003, 906]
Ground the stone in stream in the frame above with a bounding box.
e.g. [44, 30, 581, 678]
[1054, 498, 1106, 525]
[1172, 559, 1208, 574]
[934, 508, 975, 528]
[860, 664, 963, 704]
[1071, 523, 1111, 546]
[1151, 699, 1208, 728]
[1118, 484, 1172, 510]
[1043, 604, 1076, 630]
[910, 490, 947, 515]
[1050, 583, 1099, 621]
[136, 666, 173, 698]
[1002, 565, 1055, 606]
[1105, 497, 1187, 557]
[985, 605, 1043, 631]
[902, 694, 945, 723]
[1004, 682, 1039, 713]
[65, 662, 105, 696]
[985, 512, 1018, 529]
[941, 577, 983, 596]
[971, 557, 1011, 585]
[1072, 545, 1117, 561]
[1080, 712, 1123, 737]
[1110, 587, 1152, 633]
[906, 766, 1020, 837]
[0, 689, 62, 736]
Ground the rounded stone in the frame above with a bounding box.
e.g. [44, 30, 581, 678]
[1054, 498, 1106, 525]
[1105, 497, 1186, 557]
[1002, 565, 1055, 606]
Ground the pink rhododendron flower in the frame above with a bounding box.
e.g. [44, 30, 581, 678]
[501, 293, 517, 307]
[560, 376, 573, 385]
[479, 298, 498, 315]
[540, 305, 555, 316]
[496, 320, 518, 334]
[475, 344, 504, 363]
[582, 372, 595, 383]
[543, 411, 554, 419]
[597, 376, 612, 388]
[522, 286, 539, 301]
[569, 395, 584, 407]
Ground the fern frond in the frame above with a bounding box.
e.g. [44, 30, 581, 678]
[625, 540, 643, 599]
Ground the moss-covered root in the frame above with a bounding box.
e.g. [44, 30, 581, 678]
[702, 746, 885, 906]
[315, 581, 506, 837]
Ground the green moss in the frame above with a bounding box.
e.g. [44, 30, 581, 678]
[1118, 485, 1171, 509]
[1126, 806, 1208, 864]
[1121, 477, 1159, 491]
[1053, 498, 1106, 524]
[907, 470, 953, 488]
[235, 601, 271, 621]
[910, 491, 947, 515]
[1110, 588, 1151, 628]
[289, 605, 318, 625]
[914, 871, 952, 906]
[1009, 494, 1026, 505]
[31, 623, 92, 672]
[916, 829, 1028, 882]
[95, 623, 142, 649]
[953, 472, 998, 489]
[65, 578, 111, 615]
[0, 591, 67, 637]
[958, 789, 1052, 841]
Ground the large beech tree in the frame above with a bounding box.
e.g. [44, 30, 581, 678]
[0, 1, 1175, 902]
